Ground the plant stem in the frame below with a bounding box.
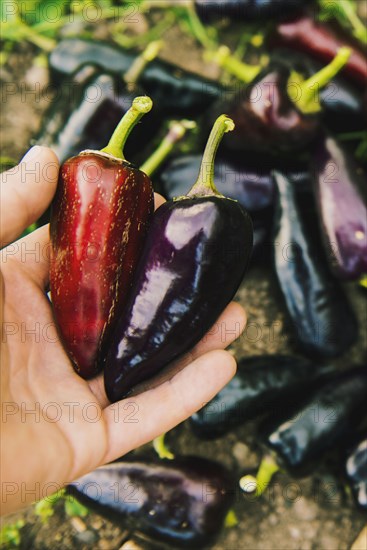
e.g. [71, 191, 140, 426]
[124, 40, 163, 88]
[141, 120, 196, 176]
[101, 96, 153, 159]
[320, 0, 367, 45]
[186, 115, 234, 198]
[240, 455, 280, 497]
[206, 45, 261, 83]
[186, 2, 215, 50]
[288, 47, 351, 114]
[153, 433, 174, 460]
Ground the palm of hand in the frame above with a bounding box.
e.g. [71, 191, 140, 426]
[0, 147, 245, 515]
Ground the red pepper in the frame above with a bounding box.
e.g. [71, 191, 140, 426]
[50, 97, 154, 379]
[270, 15, 367, 87]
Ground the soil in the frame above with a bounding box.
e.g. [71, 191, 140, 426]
[1, 9, 366, 550]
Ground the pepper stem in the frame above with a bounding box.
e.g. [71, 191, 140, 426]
[123, 40, 163, 89]
[319, 0, 367, 45]
[206, 45, 261, 83]
[153, 433, 174, 460]
[288, 47, 351, 114]
[239, 455, 280, 497]
[141, 120, 196, 177]
[186, 115, 234, 198]
[101, 96, 153, 159]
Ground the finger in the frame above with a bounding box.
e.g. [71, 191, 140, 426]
[1, 225, 51, 289]
[154, 192, 166, 210]
[102, 349, 236, 463]
[0, 147, 59, 247]
[88, 300, 246, 408]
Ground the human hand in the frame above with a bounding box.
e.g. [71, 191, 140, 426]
[0, 146, 246, 515]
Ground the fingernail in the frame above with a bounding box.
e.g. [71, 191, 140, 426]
[21, 146, 43, 163]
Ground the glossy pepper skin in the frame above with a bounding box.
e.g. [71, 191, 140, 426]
[37, 73, 158, 165]
[102, 116, 253, 402]
[37, 45, 163, 165]
[159, 153, 311, 211]
[260, 367, 367, 474]
[50, 98, 154, 378]
[49, 39, 223, 117]
[68, 457, 235, 548]
[190, 355, 333, 439]
[270, 15, 367, 87]
[312, 134, 367, 280]
[346, 437, 367, 510]
[195, 0, 313, 21]
[159, 154, 311, 255]
[273, 171, 358, 358]
[211, 62, 319, 155]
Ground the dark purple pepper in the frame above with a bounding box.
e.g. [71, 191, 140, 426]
[158, 154, 313, 256]
[159, 153, 312, 211]
[68, 457, 235, 548]
[49, 38, 223, 117]
[159, 154, 274, 211]
[190, 355, 334, 439]
[272, 170, 358, 358]
[260, 367, 367, 475]
[37, 44, 163, 164]
[346, 437, 367, 510]
[207, 48, 351, 155]
[271, 49, 367, 133]
[102, 115, 253, 402]
[216, 63, 319, 155]
[312, 134, 367, 280]
[195, 0, 314, 22]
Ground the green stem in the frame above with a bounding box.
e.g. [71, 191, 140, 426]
[239, 455, 280, 497]
[124, 40, 163, 88]
[339, 0, 367, 42]
[288, 47, 351, 114]
[186, 2, 215, 50]
[101, 96, 153, 159]
[320, 0, 367, 45]
[186, 115, 234, 198]
[153, 433, 174, 460]
[141, 120, 196, 176]
[207, 45, 261, 83]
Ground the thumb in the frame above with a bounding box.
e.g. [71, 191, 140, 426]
[0, 146, 59, 248]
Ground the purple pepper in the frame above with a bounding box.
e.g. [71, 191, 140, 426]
[312, 134, 367, 280]
[101, 115, 253, 402]
[68, 456, 235, 548]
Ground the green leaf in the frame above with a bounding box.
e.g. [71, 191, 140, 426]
[34, 489, 65, 523]
[224, 509, 238, 528]
[64, 498, 89, 518]
[34, 499, 55, 523]
[0, 520, 25, 548]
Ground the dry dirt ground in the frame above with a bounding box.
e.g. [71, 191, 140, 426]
[1, 12, 366, 550]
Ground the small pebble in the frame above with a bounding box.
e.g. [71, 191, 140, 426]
[268, 513, 278, 526]
[75, 530, 98, 545]
[119, 541, 144, 550]
[289, 526, 301, 540]
[293, 497, 318, 521]
[91, 518, 103, 530]
[71, 517, 86, 533]
[99, 540, 113, 550]
[232, 442, 258, 468]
